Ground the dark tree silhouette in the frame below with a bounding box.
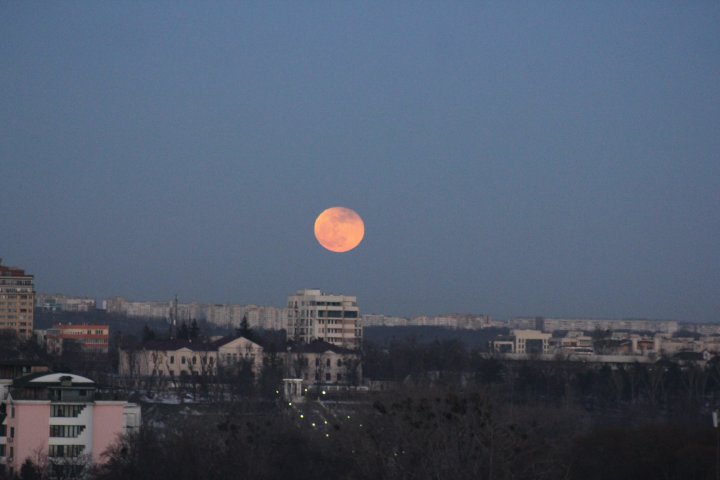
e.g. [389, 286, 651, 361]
[141, 324, 156, 343]
[176, 322, 190, 341]
[189, 319, 200, 340]
[236, 315, 253, 340]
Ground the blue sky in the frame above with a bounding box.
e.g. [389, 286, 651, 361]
[2, 3, 718, 321]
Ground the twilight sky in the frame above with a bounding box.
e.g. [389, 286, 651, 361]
[2, 3, 719, 322]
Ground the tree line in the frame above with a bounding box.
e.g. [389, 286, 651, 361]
[5, 386, 713, 480]
[363, 337, 720, 421]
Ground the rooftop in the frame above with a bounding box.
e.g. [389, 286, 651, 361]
[0, 264, 30, 277]
[129, 339, 210, 352]
[13, 372, 95, 388]
[289, 340, 356, 355]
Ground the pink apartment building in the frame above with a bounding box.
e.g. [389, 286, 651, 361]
[0, 372, 140, 478]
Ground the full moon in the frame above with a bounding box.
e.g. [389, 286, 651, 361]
[314, 207, 365, 253]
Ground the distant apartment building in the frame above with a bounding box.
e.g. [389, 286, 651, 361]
[362, 313, 498, 329]
[36, 294, 96, 313]
[287, 289, 361, 349]
[103, 297, 170, 318]
[0, 373, 140, 477]
[0, 262, 34, 339]
[45, 324, 110, 355]
[203, 304, 287, 330]
[682, 323, 720, 336]
[103, 297, 288, 330]
[509, 316, 678, 334]
[410, 313, 497, 329]
[361, 314, 409, 327]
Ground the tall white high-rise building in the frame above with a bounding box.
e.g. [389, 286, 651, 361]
[287, 289, 361, 349]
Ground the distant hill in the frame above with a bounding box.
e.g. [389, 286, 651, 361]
[363, 326, 509, 351]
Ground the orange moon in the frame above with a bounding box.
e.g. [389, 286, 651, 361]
[314, 207, 365, 253]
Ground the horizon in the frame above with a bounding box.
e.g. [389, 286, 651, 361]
[33, 288, 688, 325]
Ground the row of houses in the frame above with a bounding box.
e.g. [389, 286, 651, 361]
[118, 335, 362, 387]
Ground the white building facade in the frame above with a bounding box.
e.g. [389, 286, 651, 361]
[287, 289, 361, 349]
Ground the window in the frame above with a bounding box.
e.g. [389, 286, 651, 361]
[325, 373, 331, 381]
[10, 427, 14, 438]
[48, 445, 84, 458]
[337, 359, 342, 367]
[51, 404, 84, 417]
[337, 373, 342, 381]
[49, 425, 85, 438]
[181, 357, 186, 364]
[170, 356, 175, 364]
[326, 358, 331, 367]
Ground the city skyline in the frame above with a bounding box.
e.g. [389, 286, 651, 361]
[2, 3, 719, 323]
[35, 289, 684, 326]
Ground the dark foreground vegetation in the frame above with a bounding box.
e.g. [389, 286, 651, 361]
[5, 388, 716, 480]
[86, 388, 717, 480]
